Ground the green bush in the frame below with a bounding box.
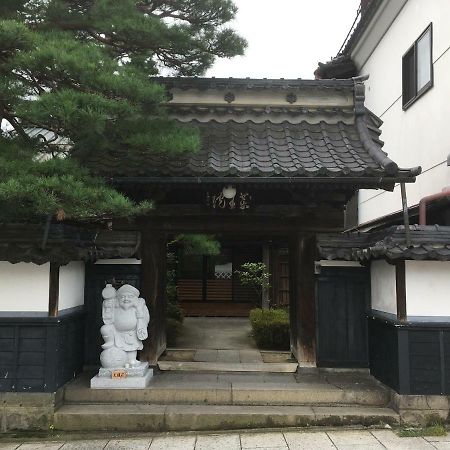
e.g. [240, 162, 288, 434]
[249, 308, 290, 350]
[167, 300, 184, 323]
[166, 318, 183, 347]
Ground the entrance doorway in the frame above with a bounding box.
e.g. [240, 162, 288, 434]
[177, 242, 261, 317]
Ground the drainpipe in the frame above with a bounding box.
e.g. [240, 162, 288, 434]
[418, 188, 450, 225]
[400, 183, 411, 247]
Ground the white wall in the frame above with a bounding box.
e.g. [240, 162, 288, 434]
[0, 262, 49, 312]
[58, 261, 85, 311]
[94, 258, 141, 265]
[405, 260, 450, 317]
[371, 260, 397, 315]
[353, 0, 450, 223]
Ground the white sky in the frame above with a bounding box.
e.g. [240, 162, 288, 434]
[207, 0, 360, 79]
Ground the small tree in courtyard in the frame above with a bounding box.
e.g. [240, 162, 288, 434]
[235, 262, 271, 307]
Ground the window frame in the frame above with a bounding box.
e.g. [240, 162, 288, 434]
[402, 23, 434, 110]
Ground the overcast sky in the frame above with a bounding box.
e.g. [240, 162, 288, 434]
[207, 0, 360, 79]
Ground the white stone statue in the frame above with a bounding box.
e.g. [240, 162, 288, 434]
[99, 283, 150, 369]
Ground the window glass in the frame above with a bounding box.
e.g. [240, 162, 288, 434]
[402, 47, 415, 106]
[417, 29, 432, 91]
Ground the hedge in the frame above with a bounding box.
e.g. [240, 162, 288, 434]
[249, 308, 290, 350]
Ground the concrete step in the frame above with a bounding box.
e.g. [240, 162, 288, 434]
[54, 403, 400, 432]
[64, 381, 390, 407]
[157, 361, 298, 372]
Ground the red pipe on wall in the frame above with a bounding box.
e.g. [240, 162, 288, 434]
[418, 188, 450, 225]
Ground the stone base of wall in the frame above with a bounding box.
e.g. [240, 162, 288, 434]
[0, 390, 62, 432]
[390, 391, 450, 425]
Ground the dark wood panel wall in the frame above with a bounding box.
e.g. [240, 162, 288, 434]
[368, 315, 450, 395]
[317, 267, 370, 368]
[0, 311, 85, 392]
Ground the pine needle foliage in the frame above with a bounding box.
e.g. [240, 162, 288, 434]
[0, 1, 246, 222]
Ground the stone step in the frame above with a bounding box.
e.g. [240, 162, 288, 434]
[64, 381, 390, 407]
[54, 403, 399, 432]
[157, 361, 298, 372]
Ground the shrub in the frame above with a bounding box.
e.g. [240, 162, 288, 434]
[167, 300, 184, 323]
[166, 318, 183, 347]
[249, 308, 290, 350]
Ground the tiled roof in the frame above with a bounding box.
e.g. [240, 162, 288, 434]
[87, 118, 391, 178]
[318, 225, 450, 262]
[82, 77, 420, 185]
[0, 225, 140, 265]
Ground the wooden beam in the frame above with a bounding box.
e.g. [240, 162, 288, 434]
[396, 260, 407, 321]
[140, 230, 167, 365]
[289, 234, 317, 366]
[48, 262, 60, 317]
[142, 216, 343, 234]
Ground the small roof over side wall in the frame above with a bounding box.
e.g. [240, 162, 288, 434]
[84, 77, 420, 191]
[319, 225, 450, 262]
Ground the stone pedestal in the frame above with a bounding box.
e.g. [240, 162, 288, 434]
[90, 362, 153, 389]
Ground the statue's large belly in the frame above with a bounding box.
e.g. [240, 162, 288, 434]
[114, 310, 137, 331]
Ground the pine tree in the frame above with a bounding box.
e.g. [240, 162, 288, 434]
[0, 0, 246, 222]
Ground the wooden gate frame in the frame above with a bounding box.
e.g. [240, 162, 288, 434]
[138, 218, 319, 367]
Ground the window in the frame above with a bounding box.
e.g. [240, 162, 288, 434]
[402, 24, 433, 109]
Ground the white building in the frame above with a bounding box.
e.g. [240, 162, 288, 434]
[347, 0, 450, 225]
[316, 0, 450, 404]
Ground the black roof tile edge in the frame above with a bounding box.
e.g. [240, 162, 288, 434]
[156, 76, 356, 91]
[318, 225, 450, 262]
[340, 0, 383, 56]
[353, 80, 421, 178]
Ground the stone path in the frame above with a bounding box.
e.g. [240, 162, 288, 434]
[174, 317, 258, 350]
[1, 429, 450, 449]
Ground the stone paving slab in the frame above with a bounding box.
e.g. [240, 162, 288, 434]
[283, 431, 336, 449]
[194, 349, 218, 362]
[239, 350, 264, 364]
[105, 439, 152, 450]
[150, 435, 196, 449]
[195, 434, 241, 450]
[218, 350, 240, 363]
[61, 440, 108, 449]
[240, 432, 286, 448]
[371, 429, 435, 449]
[0, 429, 449, 449]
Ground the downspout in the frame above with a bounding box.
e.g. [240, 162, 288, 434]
[400, 183, 411, 247]
[418, 188, 450, 225]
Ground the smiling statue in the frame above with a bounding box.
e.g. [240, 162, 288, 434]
[99, 284, 150, 369]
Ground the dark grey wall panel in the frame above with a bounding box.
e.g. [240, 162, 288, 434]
[0, 310, 85, 392]
[369, 315, 450, 395]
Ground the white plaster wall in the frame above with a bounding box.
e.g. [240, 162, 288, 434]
[352, 0, 450, 223]
[405, 260, 450, 317]
[0, 262, 49, 312]
[94, 258, 141, 265]
[370, 260, 397, 315]
[58, 261, 85, 311]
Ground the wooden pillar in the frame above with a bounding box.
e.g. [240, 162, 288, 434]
[289, 233, 317, 366]
[48, 262, 60, 317]
[262, 243, 271, 309]
[396, 260, 407, 321]
[140, 229, 167, 365]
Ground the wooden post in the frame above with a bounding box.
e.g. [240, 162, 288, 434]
[289, 233, 317, 366]
[396, 260, 407, 321]
[140, 229, 167, 365]
[48, 262, 60, 317]
[262, 243, 270, 309]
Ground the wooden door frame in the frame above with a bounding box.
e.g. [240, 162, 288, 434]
[138, 219, 321, 366]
